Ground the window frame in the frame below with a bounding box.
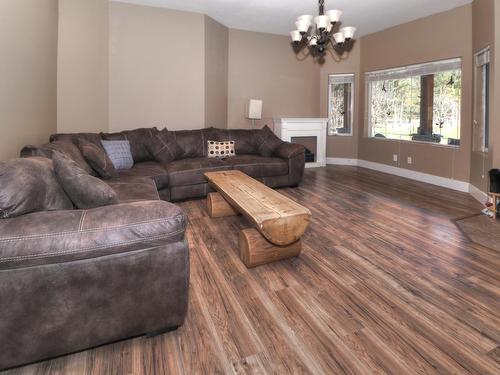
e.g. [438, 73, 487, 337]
[473, 47, 490, 153]
[364, 58, 462, 147]
[328, 73, 355, 137]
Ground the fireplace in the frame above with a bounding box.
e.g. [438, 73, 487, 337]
[273, 118, 327, 168]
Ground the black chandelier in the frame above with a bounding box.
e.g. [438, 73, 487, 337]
[290, 0, 356, 57]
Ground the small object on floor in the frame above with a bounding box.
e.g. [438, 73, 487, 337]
[482, 207, 494, 218]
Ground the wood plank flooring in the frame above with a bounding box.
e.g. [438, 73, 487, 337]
[4, 166, 500, 375]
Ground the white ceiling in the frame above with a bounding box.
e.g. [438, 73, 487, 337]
[113, 0, 473, 37]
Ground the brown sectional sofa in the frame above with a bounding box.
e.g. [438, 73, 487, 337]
[38, 126, 306, 202]
[0, 126, 305, 370]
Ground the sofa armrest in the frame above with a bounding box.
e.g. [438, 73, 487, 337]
[0, 200, 187, 270]
[275, 142, 306, 159]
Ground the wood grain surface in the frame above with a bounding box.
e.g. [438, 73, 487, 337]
[205, 170, 311, 246]
[5, 166, 499, 375]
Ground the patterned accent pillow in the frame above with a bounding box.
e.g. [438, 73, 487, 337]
[77, 139, 118, 179]
[100, 140, 134, 170]
[207, 140, 235, 158]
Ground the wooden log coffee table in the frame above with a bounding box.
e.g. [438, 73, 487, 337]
[204, 170, 312, 268]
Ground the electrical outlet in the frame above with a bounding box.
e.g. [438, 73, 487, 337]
[393, 154, 398, 162]
[407, 157, 412, 165]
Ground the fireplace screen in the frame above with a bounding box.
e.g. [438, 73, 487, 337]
[291, 136, 317, 163]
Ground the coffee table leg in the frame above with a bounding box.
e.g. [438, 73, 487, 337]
[239, 228, 302, 268]
[207, 192, 239, 218]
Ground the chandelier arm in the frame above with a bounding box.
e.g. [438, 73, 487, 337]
[319, 0, 325, 15]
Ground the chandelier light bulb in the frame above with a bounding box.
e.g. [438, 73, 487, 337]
[290, 30, 302, 43]
[333, 32, 345, 44]
[309, 36, 318, 46]
[295, 20, 309, 34]
[326, 9, 342, 23]
[297, 15, 314, 25]
[315, 15, 329, 30]
[341, 26, 357, 40]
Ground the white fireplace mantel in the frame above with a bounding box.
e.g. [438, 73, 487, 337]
[273, 118, 328, 168]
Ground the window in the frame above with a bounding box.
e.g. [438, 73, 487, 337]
[328, 74, 354, 136]
[366, 58, 462, 145]
[473, 48, 490, 152]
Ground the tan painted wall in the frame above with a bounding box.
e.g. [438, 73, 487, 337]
[358, 5, 473, 183]
[205, 16, 229, 129]
[57, 0, 109, 133]
[0, 0, 58, 160]
[470, 0, 494, 192]
[319, 43, 361, 158]
[108, 2, 205, 131]
[227, 29, 320, 129]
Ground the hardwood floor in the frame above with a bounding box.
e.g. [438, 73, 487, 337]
[4, 166, 500, 375]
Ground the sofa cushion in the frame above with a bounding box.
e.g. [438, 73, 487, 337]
[100, 140, 134, 170]
[167, 157, 231, 187]
[78, 139, 118, 179]
[225, 155, 288, 178]
[117, 161, 169, 189]
[101, 128, 159, 163]
[53, 151, 119, 209]
[0, 200, 186, 270]
[106, 176, 160, 202]
[255, 125, 284, 157]
[172, 129, 204, 159]
[147, 130, 184, 164]
[0, 157, 73, 218]
[50, 132, 102, 147]
[39, 140, 96, 175]
[228, 129, 259, 154]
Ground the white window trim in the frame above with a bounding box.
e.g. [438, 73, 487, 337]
[473, 47, 490, 153]
[328, 73, 355, 137]
[364, 58, 462, 146]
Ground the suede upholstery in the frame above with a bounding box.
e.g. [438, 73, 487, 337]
[101, 128, 159, 163]
[78, 139, 118, 179]
[0, 157, 73, 218]
[147, 130, 184, 163]
[107, 176, 160, 202]
[52, 151, 119, 209]
[167, 157, 232, 187]
[117, 161, 169, 189]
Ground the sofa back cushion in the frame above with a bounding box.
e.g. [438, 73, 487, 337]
[50, 132, 102, 147]
[147, 130, 184, 163]
[228, 129, 260, 155]
[0, 157, 73, 218]
[172, 129, 204, 159]
[254, 125, 284, 157]
[52, 151, 119, 209]
[101, 127, 158, 163]
[78, 139, 118, 179]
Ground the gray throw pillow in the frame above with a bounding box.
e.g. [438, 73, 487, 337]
[52, 151, 119, 209]
[100, 140, 134, 170]
[78, 139, 118, 179]
[0, 157, 73, 218]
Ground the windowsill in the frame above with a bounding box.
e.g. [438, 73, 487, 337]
[329, 133, 353, 137]
[364, 136, 460, 149]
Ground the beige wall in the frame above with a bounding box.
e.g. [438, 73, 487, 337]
[109, 2, 205, 131]
[58, 0, 109, 133]
[227, 29, 320, 129]
[358, 5, 473, 182]
[0, 0, 58, 160]
[205, 16, 229, 128]
[470, 0, 494, 192]
[319, 43, 361, 158]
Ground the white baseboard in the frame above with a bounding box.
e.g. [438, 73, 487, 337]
[326, 158, 485, 202]
[469, 183, 489, 204]
[326, 157, 358, 166]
